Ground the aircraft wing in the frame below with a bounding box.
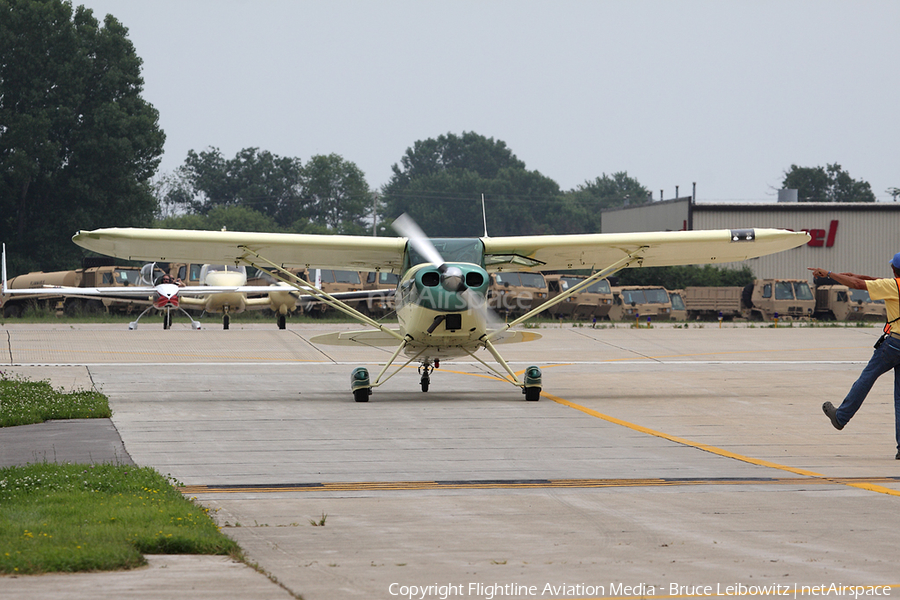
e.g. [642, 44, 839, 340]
[482, 228, 810, 271]
[72, 228, 408, 272]
[73, 227, 808, 275]
[1, 285, 158, 298]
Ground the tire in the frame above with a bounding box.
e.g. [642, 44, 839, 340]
[524, 387, 541, 401]
[353, 388, 370, 402]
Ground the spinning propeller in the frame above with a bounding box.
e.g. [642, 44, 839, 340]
[392, 213, 502, 330]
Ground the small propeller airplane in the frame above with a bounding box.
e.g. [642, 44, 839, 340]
[66, 214, 809, 401]
[0, 246, 296, 330]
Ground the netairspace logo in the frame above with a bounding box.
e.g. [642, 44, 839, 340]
[387, 582, 894, 600]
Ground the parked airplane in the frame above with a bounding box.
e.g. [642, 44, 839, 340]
[0, 246, 287, 329]
[70, 217, 809, 401]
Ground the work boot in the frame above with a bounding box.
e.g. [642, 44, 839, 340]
[822, 401, 844, 430]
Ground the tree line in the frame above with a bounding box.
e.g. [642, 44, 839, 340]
[0, 0, 884, 273]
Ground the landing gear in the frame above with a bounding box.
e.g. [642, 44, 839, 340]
[163, 311, 172, 330]
[523, 365, 542, 401]
[277, 313, 286, 330]
[222, 313, 230, 330]
[351, 367, 371, 402]
[418, 362, 434, 392]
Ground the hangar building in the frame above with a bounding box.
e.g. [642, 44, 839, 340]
[601, 198, 900, 280]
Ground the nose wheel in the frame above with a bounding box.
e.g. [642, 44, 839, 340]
[418, 359, 438, 392]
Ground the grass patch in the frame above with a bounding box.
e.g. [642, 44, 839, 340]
[0, 463, 239, 574]
[0, 372, 111, 428]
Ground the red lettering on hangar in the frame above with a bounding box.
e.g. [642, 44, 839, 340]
[786, 219, 838, 248]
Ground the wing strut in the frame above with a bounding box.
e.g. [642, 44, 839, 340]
[237, 246, 403, 341]
[484, 248, 646, 342]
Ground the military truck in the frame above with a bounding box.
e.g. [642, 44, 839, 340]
[544, 274, 613, 319]
[680, 279, 816, 321]
[740, 278, 815, 321]
[488, 272, 548, 316]
[813, 282, 886, 322]
[608, 286, 673, 322]
[682, 286, 744, 320]
[2, 258, 143, 317]
[362, 271, 399, 316]
[668, 289, 687, 321]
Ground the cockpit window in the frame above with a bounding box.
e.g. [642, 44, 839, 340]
[405, 238, 485, 269]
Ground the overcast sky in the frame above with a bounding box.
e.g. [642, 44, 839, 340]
[75, 0, 899, 203]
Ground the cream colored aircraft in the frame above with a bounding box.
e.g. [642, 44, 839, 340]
[71, 217, 809, 401]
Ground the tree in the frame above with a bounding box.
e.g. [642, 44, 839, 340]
[158, 148, 371, 233]
[560, 172, 652, 234]
[156, 205, 281, 233]
[381, 132, 566, 237]
[162, 147, 305, 227]
[615, 264, 755, 289]
[0, 0, 165, 272]
[782, 164, 875, 203]
[567, 172, 652, 210]
[302, 153, 372, 234]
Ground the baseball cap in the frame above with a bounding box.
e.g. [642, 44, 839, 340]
[891, 252, 900, 269]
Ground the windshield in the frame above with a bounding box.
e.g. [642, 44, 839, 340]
[670, 293, 685, 310]
[644, 288, 669, 303]
[519, 273, 545, 288]
[793, 282, 814, 301]
[334, 270, 361, 284]
[406, 238, 484, 267]
[850, 289, 876, 303]
[621, 290, 646, 305]
[775, 281, 794, 300]
[587, 279, 611, 294]
[114, 270, 141, 285]
[493, 273, 520, 287]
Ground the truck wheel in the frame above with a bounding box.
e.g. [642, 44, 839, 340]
[3, 303, 22, 318]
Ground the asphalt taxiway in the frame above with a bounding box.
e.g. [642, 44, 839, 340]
[2, 322, 899, 599]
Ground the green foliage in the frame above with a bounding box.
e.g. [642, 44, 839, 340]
[381, 131, 571, 236]
[379, 133, 655, 237]
[782, 163, 875, 203]
[0, 0, 165, 272]
[0, 463, 239, 574]
[0, 372, 111, 427]
[158, 147, 372, 233]
[566, 172, 652, 210]
[303, 153, 371, 234]
[615, 264, 755, 289]
[156, 205, 281, 233]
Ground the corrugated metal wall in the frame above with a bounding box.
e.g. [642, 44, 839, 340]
[692, 204, 900, 279]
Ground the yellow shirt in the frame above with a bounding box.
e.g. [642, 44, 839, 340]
[865, 278, 900, 326]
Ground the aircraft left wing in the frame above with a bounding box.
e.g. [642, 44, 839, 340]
[72, 228, 408, 273]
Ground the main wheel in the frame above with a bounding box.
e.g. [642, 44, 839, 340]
[353, 388, 370, 402]
[524, 387, 541, 401]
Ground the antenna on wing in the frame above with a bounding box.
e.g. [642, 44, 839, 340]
[1, 243, 7, 295]
[481, 194, 489, 238]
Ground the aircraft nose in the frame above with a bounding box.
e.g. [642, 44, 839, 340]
[440, 265, 465, 293]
